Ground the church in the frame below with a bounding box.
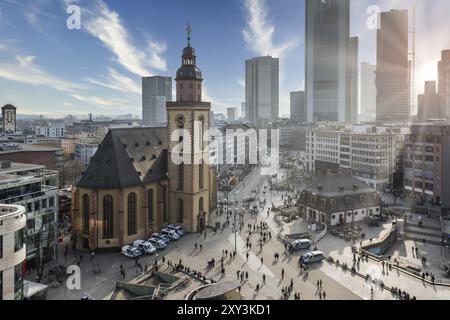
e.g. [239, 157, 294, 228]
[71, 30, 217, 250]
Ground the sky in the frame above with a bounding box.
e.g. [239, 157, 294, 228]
[0, 0, 450, 118]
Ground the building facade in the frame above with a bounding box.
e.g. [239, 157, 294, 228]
[305, 0, 351, 123]
[142, 76, 172, 127]
[290, 91, 305, 123]
[2, 105, 17, 134]
[418, 81, 442, 122]
[298, 174, 381, 227]
[0, 205, 26, 300]
[74, 142, 99, 166]
[227, 108, 237, 122]
[360, 62, 377, 122]
[438, 50, 450, 119]
[376, 10, 410, 122]
[0, 162, 59, 266]
[33, 124, 65, 138]
[404, 123, 450, 206]
[245, 56, 279, 127]
[306, 124, 408, 191]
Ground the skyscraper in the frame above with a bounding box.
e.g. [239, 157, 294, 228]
[245, 56, 279, 127]
[418, 81, 441, 122]
[438, 50, 450, 119]
[290, 91, 305, 122]
[142, 76, 172, 126]
[241, 102, 246, 119]
[305, 0, 350, 123]
[348, 37, 359, 123]
[376, 10, 410, 122]
[360, 62, 377, 121]
[227, 107, 237, 121]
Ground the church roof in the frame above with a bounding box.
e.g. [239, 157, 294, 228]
[2, 104, 16, 110]
[77, 127, 168, 189]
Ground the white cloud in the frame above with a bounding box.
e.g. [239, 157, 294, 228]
[237, 78, 245, 88]
[242, 0, 299, 58]
[0, 55, 85, 92]
[83, 0, 167, 76]
[71, 94, 130, 108]
[86, 68, 141, 95]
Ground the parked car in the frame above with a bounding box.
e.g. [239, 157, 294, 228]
[290, 239, 312, 251]
[161, 228, 179, 241]
[168, 224, 185, 236]
[121, 245, 142, 258]
[152, 233, 171, 244]
[133, 240, 156, 254]
[300, 251, 325, 265]
[148, 237, 167, 250]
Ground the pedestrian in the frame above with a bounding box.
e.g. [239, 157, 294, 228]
[237, 270, 240, 279]
[195, 243, 198, 250]
[204, 232, 207, 240]
[319, 291, 322, 300]
[281, 268, 285, 280]
[319, 279, 322, 288]
[200, 244, 203, 251]
[260, 257, 264, 266]
[262, 274, 266, 285]
[323, 291, 326, 300]
[246, 271, 249, 280]
[246, 252, 249, 261]
[255, 284, 260, 292]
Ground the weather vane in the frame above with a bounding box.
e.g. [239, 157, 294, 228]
[186, 22, 192, 46]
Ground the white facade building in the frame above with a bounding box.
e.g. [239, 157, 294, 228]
[33, 124, 65, 138]
[306, 124, 408, 191]
[74, 142, 98, 165]
[0, 204, 26, 300]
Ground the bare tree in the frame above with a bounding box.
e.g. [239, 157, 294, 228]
[31, 217, 56, 283]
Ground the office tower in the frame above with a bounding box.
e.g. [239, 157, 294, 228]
[142, 76, 172, 126]
[241, 102, 246, 119]
[227, 107, 237, 121]
[418, 81, 442, 122]
[245, 56, 279, 127]
[360, 62, 377, 121]
[376, 10, 410, 122]
[290, 91, 306, 122]
[348, 37, 359, 123]
[305, 0, 350, 123]
[438, 50, 450, 119]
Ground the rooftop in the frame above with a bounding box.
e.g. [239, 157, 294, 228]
[305, 174, 375, 197]
[0, 143, 61, 154]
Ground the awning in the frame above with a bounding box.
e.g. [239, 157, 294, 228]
[23, 280, 48, 299]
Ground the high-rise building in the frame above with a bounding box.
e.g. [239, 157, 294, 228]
[227, 107, 237, 122]
[418, 81, 441, 122]
[290, 91, 305, 122]
[241, 102, 246, 119]
[376, 10, 410, 122]
[245, 56, 279, 127]
[438, 50, 450, 119]
[142, 76, 172, 126]
[305, 0, 350, 123]
[360, 62, 377, 121]
[348, 37, 359, 123]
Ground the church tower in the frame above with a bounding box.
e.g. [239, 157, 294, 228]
[167, 25, 211, 233]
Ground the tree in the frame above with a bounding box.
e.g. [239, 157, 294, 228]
[31, 216, 56, 283]
[60, 160, 87, 187]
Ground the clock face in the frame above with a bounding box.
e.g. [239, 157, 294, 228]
[175, 114, 186, 128]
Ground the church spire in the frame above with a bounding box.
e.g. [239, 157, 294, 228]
[186, 22, 192, 47]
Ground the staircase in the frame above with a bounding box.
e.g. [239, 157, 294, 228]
[405, 220, 443, 246]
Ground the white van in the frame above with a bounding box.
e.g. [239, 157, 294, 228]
[300, 251, 325, 265]
[133, 240, 156, 254]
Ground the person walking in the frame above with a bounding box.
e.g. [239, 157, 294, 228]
[90, 251, 95, 262]
[200, 244, 203, 251]
[246, 252, 249, 261]
[281, 268, 285, 280]
[195, 243, 198, 250]
[323, 291, 326, 300]
[245, 271, 249, 281]
[260, 257, 264, 266]
[262, 274, 266, 285]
